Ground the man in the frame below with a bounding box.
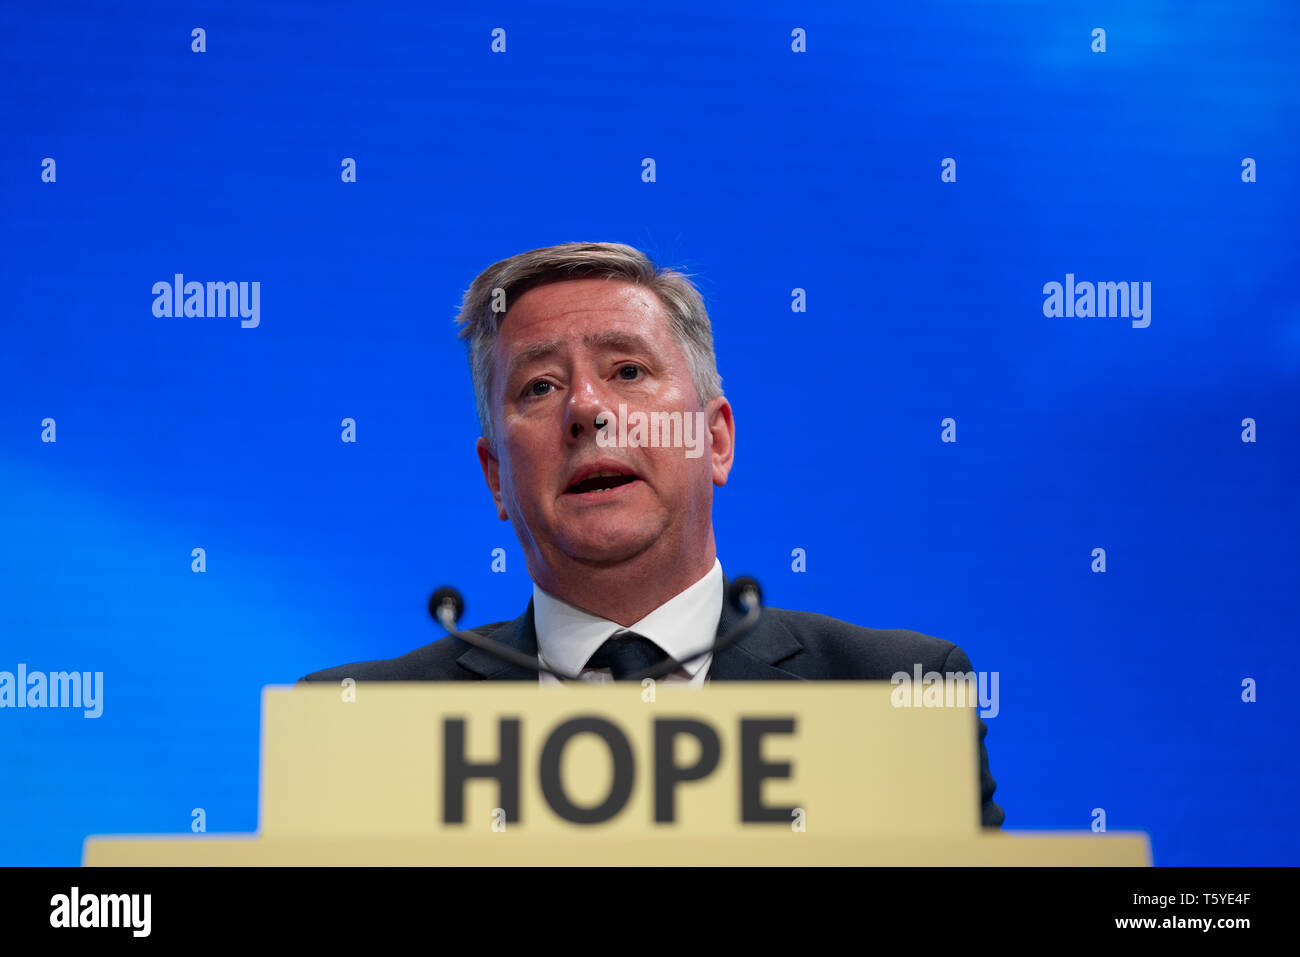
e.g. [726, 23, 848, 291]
[301, 241, 1005, 828]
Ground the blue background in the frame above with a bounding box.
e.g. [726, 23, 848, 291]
[1, 1, 1297, 865]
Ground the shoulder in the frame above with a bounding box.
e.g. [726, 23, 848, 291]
[296, 620, 515, 683]
[765, 606, 975, 679]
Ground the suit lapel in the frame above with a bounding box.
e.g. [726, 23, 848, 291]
[458, 583, 807, 681]
[455, 600, 542, 681]
[708, 581, 807, 681]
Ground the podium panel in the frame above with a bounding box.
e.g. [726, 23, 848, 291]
[83, 682, 1150, 865]
[261, 682, 979, 837]
[84, 832, 1149, 866]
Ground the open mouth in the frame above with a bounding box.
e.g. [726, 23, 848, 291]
[566, 470, 640, 495]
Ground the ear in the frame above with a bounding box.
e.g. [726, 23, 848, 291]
[476, 436, 510, 521]
[705, 396, 735, 487]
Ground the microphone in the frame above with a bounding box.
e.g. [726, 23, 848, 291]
[428, 587, 464, 625]
[428, 586, 582, 680]
[634, 575, 764, 681]
[426, 575, 766, 683]
[727, 575, 763, 615]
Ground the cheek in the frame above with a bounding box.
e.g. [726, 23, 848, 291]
[649, 448, 695, 482]
[502, 440, 550, 508]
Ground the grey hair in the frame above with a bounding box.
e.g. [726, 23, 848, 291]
[454, 241, 723, 443]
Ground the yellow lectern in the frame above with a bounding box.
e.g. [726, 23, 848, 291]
[84, 683, 1149, 865]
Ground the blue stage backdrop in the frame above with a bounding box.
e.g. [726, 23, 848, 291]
[1, 1, 1297, 866]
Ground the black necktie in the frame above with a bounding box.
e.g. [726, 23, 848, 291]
[585, 631, 676, 681]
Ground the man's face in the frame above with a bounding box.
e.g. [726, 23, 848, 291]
[476, 279, 733, 578]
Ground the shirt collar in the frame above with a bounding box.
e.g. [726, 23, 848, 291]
[532, 558, 724, 677]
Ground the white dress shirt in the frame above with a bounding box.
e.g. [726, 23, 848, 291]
[533, 558, 723, 686]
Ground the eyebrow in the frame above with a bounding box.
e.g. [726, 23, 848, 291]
[505, 331, 657, 378]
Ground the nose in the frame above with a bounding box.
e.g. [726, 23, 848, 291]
[563, 374, 610, 444]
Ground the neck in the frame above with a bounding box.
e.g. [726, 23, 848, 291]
[531, 532, 717, 626]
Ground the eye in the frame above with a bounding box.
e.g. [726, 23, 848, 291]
[526, 379, 553, 397]
[617, 364, 643, 381]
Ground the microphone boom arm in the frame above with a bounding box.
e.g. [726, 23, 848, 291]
[428, 577, 765, 684]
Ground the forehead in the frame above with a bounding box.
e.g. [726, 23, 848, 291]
[496, 279, 671, 349]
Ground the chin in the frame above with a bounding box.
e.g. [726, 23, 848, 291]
[557, 529, 660, 567]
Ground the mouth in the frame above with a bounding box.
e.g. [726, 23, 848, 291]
[565, 467, 641, 496]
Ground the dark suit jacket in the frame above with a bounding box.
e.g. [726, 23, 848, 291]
[300, 595, 1005, 829]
